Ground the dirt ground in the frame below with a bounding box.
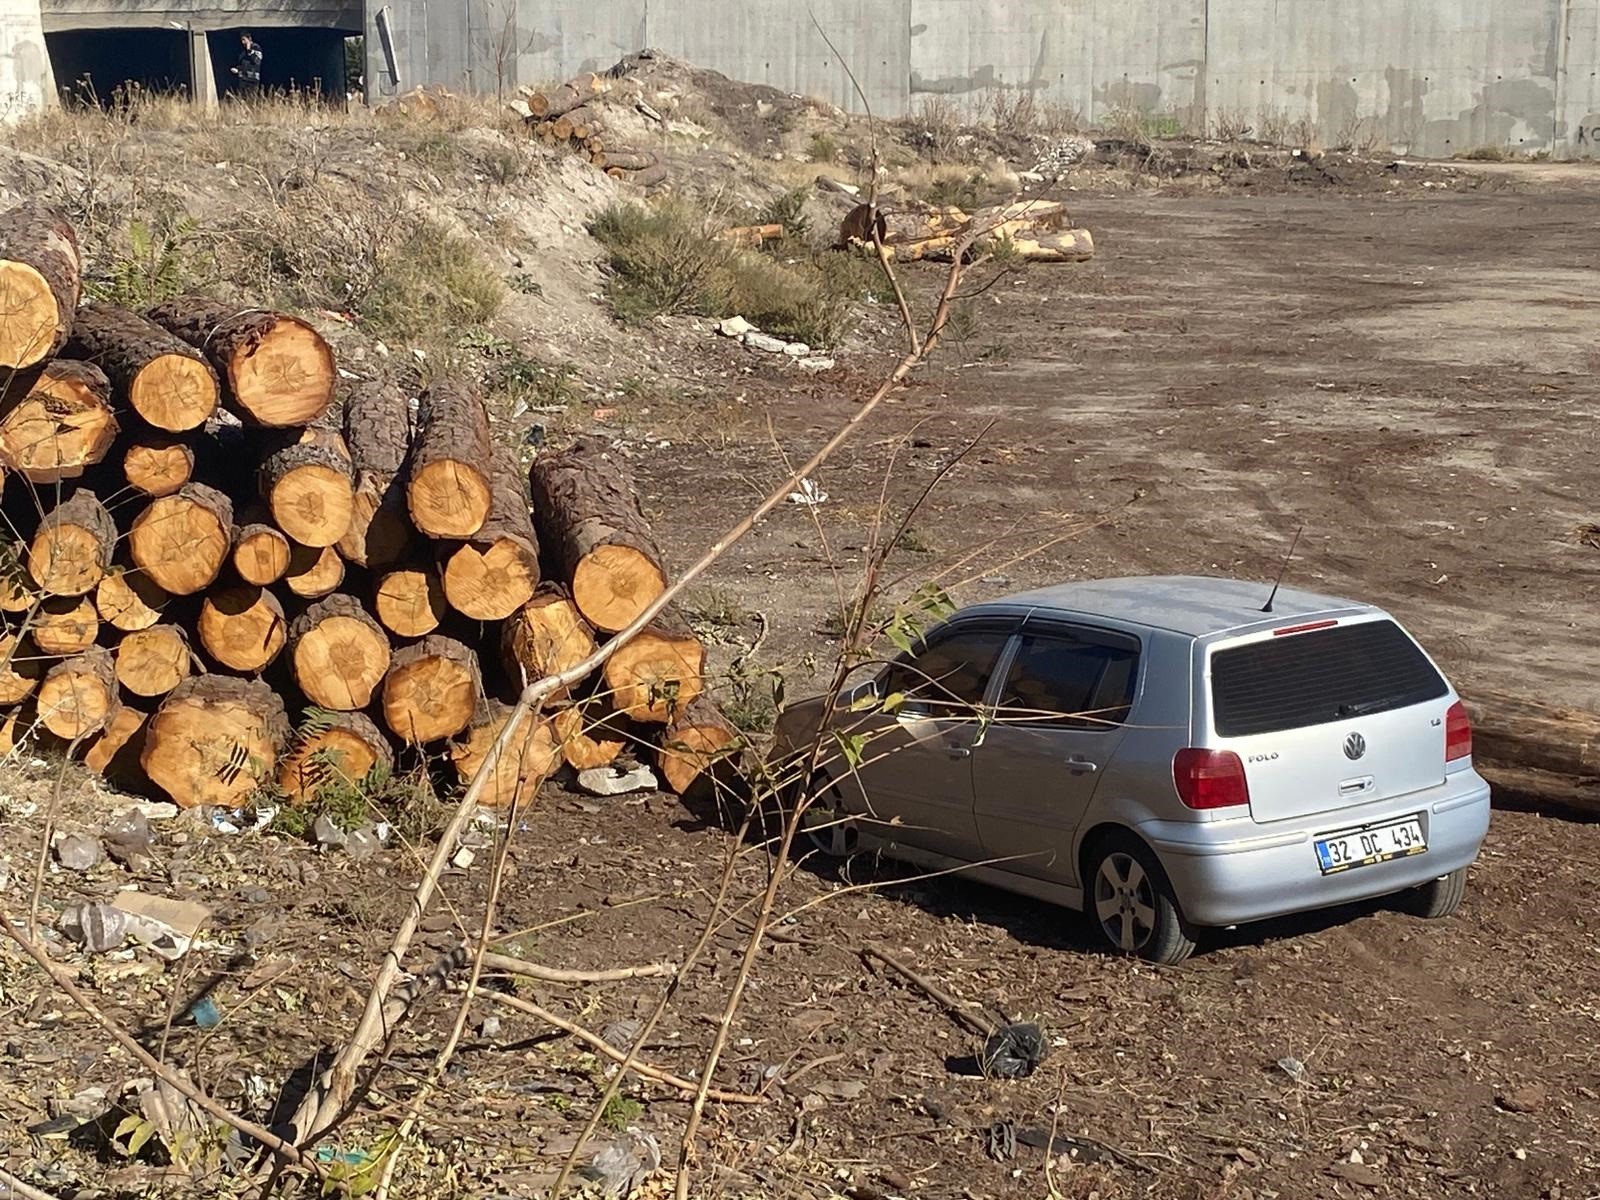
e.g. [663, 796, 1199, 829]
[3, 93, 1599, 1199]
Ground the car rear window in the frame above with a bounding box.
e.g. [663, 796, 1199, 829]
[1210, 619, 1448, 737]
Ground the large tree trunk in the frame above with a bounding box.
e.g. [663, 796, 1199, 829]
[28, 489, 115, 597]
[113, 623, 193, 698]
[601, 606, 705, 723]
[260, 432, 354, 548]
[0, 360, 117, 483]
[551, 700, 625, 771]
[232, 519, 292, 585]
[37, 646, 115, 741]
[337, 380, 413, 569]
[528, 436, 667, 633]
[128, 483, 234, 595]
[278, 709, 394, 806]
[656, 695, 741, 797]
[381, 633, 479, 744]
[500, 584, 596, 696]
[144, 297, 336, 428]
[440, 446, 539, 620]
[448, 699, 560, 810]
[32, 594, 99, 656]
[373, 564, 446, 638]
[96, 565, 168, 632]
[406, 380, 492, 538]
[197, 584, 288, 673]
[0, 630, 41, 705]
[0, 201, 82, 371]
[141, 674, 289, 808]
[122, 434, 195, 497]
[63, 300, 219, 431]
[284, 542, 346, 598]
[1466, 691, 1600, 815]
[288, 594, 392, 711]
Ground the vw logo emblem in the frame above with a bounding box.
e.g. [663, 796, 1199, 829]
[1343, 732, 1367, 761]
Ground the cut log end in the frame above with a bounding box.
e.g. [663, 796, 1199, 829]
[277, 709, 394, 806]
[231, 316, 337, 427]
[141, 675, 288, 808]
[95, 567, 167, 631]
[442, 539, 538, 622]
[232, 523, 292, 586]
[263, 442, 355, 548]
[84, 705, 148, 782]
[602, 621, 705, 723]
[289, 596, 391, 711]
[381, 635, 479, 744]
[0, 261, 64, 369]
[502, 587, 597, 695]
[657, 698, 742, 796]
[197, 585, 287, 673]
[407, 460, 492, 539]
[129, 485, 233, 596]
[374, 566, 446, 638]
[573, 544, 667, 633]
[124, 437, 195, 497]
[114, 624, 192, 698]
[552, 703, 624, 771]
[284, 542, 345, 598]
[37, 648, 115, 741]
[450, 701, 560, 810]
[0, 360, 116, 483]
[28, 491, 114, 597]
[0, 631, 41, 705]
[33, 594, 99, 656]
[129, 352, 218, 432]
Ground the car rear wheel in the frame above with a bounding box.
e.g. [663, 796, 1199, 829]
[1401, 866, 1467, 919]
[1087, 834, 1197, 966]
[798, 793, 857, 859]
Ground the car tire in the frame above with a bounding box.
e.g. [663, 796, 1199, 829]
[763, 770, 856, 860]
[1085, 832, 1197, 966]
[1401, 866, 1467, 919]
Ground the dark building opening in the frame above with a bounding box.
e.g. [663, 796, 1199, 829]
[207, 26, 352, 103]
[46, 28, 191, 106]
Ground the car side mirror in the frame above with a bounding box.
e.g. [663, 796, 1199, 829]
[841, 678, 881, 710]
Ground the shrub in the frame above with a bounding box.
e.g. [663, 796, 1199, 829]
[757, 186, 812, 243]
[808, 131, 839, 163]
[360, 219, 503, 341]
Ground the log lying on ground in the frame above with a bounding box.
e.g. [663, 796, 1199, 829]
[602, 148, 658, 172]
[373, 564, 445, 638]
[656, 695, 741, 796]
[128, 483, 233, 595]
[33, 594, 98, 656]
[283, 542, 344, 599]
[113, 623, 192, 698]
[441, 446, 538, 620]
[449, 699, 560, 810]
[0, 360, 116, 483]
[36, 646, 115, 741]
[501, 584, 596, 697]
[407, 380, 492, 538]
[96, 566, 167, 632]
[141, 674, 289, 808]
[1466, 690, 1600, 814]
[529, 436, 667, 633]
[0, 630, 40, 704]
[123, 434, 195, 497]
[145, 297, 335, 427]
[232, 520, 292, 586]
[718, 223, 783, 249]
[0, 201, 81, 371]
[337, 380, 413, 569]
[601, 607, 705, 723]
[277, 709, 394, 805]
[84, 704, 147, 785]
[381, 633, 479, 744]
[288, 594, 391, 711]
[551, 700, 625, 770]
[63, 300, 218, 431]
[260, 429, 354, 548]
[526, 71, 604, 120]
[28, 490, 115, 596]
[197, 585, 287, 673]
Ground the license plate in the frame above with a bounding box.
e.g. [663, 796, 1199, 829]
[1315, 815, 1427, 874]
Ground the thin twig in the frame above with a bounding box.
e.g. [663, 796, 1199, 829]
[860, 944, 995, 1038]
[478, 951, 677, 983]
[0, 1165, 61, 1200]
[28, 730, 88, 940]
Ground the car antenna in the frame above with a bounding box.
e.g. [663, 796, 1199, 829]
[1261, 525, 1305, 613]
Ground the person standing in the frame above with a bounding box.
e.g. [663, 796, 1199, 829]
[230, 33, 263, 100]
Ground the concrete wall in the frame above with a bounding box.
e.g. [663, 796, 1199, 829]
[0, 0, 54, 119]
[498, 0, 1600, 157]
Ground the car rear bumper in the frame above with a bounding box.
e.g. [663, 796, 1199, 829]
[1137, 771, 1491, 928]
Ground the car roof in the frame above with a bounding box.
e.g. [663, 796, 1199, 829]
[968, 575, 1374, 638]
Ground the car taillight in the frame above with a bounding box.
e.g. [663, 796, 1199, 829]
[1173, 748, 1251, 810]
[1445, 700, 1472, 763]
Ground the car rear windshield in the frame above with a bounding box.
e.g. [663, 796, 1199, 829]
[1210, 619, 1448, 737]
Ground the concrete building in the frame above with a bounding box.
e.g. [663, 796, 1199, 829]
[1, 0, 53, 119]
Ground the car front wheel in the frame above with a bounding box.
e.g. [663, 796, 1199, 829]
[1087, 834, 1197, 966]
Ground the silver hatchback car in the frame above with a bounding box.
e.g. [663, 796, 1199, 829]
[772, 576, 1491, 964]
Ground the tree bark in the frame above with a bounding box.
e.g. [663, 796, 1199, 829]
[551, 700, 625, 771]
[260, 437, 354, 548]
[380, 634, 479, 744]
[288, 594, 392, 711]
[122, 434, 195, 497]
[500, 584, 597, 698]
[0, 201, 81, 370]
[406, 380, 492, 538]
[284, 542, 345, 599]
[337, 380, 413, 569]
[63, 300, 219, 431]
[28, 489, 115, 597]
[526, 72, 603, 120]
[37, 646, 115, 741]
[128, 483, 233, 595]
[0, 630, 40, 705]
[197, 584, 287, 673]
[448, 698, 560, 810]
[440, 445, 539, 620]
[144, 297, 336, 427]
[96, 565, 167, 632]
[373, 563, 446, 638]
[1466, 690, 1600, 809]
[602, 148, 658, 172]
[601, 606, 705, 723]
[0, 360, 117, 483]
[656, 694, 741, 796]
[113, 623, 193, 698]
[528, 435, 667, 633]
[32, 594, 98, 656]
[232, 521, 292, 586]
[278, 709, 394, 806]
[141, 674, 290, 808]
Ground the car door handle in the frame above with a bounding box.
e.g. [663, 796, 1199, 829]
[1065, 756, 1098, 775]
[947, 746, 972, 760]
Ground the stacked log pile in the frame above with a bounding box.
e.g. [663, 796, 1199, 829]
[838, 199, 1096, 263]
[0, 203, 739, 812]
[517, 72, 667, 188]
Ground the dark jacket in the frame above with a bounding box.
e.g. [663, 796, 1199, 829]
[236, 46, 263, 83]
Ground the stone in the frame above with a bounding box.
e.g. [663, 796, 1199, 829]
[714, 316, 753, 338]
[577, 765, 659, 796]
[53, 833, 103, 872]
[782, 341, 812, 357]
[1495, 1085, 1546, 1114]
[796, 357, 836, 372]
[103, 809, 152, 869]
[741, 331, 790, 354]
[312, 813, 347, 850]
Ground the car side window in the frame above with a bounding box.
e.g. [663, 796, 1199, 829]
[995, 630, 1140, 730]
[880, 628, 1010, 719]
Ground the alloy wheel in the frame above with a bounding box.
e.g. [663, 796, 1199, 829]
[1094, 851, 1158, 953]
